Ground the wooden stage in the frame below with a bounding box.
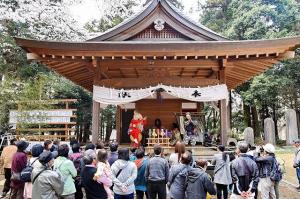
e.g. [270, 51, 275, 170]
[121, 145, 236, 161]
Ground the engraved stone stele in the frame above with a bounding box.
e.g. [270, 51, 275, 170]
[264, 118, 276, 145]
[286, 109, 299, 145]
[243, 127, 254, 146]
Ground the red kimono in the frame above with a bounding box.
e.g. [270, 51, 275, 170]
[128, 118, 146, 147]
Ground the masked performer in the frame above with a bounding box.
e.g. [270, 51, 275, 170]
[128, 110, 147, 147]
[183, 112, 197, 146]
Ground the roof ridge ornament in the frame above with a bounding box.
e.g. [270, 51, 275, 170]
[154, 18, 165, 31]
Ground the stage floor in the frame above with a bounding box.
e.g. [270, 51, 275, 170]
[120, 144, 235, 160]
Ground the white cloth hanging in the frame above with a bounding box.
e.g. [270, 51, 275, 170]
[93, 84, 229, 105]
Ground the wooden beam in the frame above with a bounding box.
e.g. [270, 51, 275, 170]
[281, 51, 295, 59]
[54, 62, 85, 71]
[180, 68, 185, 77]
[135, 68, 139, 77]
[71, 75, 92, 82]
[235, 61, 269, 70]
[62, 68, 88, 76]
[48, 61, 76, 69]
[93, 59, 103, 81]
[101, 59, 219, 69]
[206, 70, 216, 78]
[27, 53, 41, 60]
[232, 63, 266, 73]
[38, 56, 92, 63]
[95, 77, 219, 88]
[119, 69, 125, 78]
[219, 69, 226, 84]
[227, 72, 249, 80]
[193, 68, 201, 78]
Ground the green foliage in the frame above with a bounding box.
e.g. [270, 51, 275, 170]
[201, 0, 300, 139]
[0, 0, 91, 140]
[201, 0, 300, 39]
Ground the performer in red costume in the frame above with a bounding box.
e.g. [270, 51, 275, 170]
[128, 110, 147, 147]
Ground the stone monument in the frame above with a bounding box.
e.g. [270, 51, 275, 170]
[264, 118, 276, 145]
[243, 127, 254, 146]
[286, 109, 299, 145]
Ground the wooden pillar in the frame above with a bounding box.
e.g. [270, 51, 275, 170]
[92, 100, 100, 144]
[116, 106, 121, 143]
[220, 99, 228, 145]
[219, 59, 229, 145]
[228, 91, 232, 131]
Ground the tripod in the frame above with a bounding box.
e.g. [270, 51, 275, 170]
[0, 133, 15, 150]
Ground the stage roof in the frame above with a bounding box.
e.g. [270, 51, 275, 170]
[15, 0, 300, 91]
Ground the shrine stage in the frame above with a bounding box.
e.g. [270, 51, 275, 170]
[121, 144, 236, 161]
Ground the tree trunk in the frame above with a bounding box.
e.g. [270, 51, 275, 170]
[272, 105, 279, 141]
[105, 122, 113, 142]
[296, 110, 300, 138]
[213, 109, 217, 129]
[260, 105, 269, 133]
[229, 91, 233, 128]
[243, 104, 252, 127]
[251, 106, 260, 138]
[83, 122, 90, 143]
[293, 91, 300, 136]
[79, 124, 83, 143]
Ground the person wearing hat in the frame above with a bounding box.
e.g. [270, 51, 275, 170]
[0, 138, 17, 198]
[255, 143, 276, 199]
[294, 139, 300, 191]
[32, 151, 64, 199]
[24, 144, 44, 199]
[10, 140, 29, 199]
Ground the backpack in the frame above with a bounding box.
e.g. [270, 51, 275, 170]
[72, 155, 83, 174]
[270, 157, 283, 182]
[71, 155, 83, 186]
[20, 158, 38, 182]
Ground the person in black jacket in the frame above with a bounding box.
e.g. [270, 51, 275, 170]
[231, 142, 259, 199]
[81, 153, 107, 199]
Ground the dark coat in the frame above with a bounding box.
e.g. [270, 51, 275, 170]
[231, 154, 259, 195]
[185, 167, 216, 199]
[255, 155, 275, 178]
[81, 165, 107, 199]
[108, 152, 118, 166]
[11, 151, 27, 188]
[168, 164, 190, 199]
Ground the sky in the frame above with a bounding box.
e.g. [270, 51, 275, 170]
[69, 0, 202, 26]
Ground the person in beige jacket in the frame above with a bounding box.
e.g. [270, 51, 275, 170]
[0, 138, 17, 198]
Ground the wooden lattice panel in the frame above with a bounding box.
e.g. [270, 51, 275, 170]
[128, 24, 191, 41]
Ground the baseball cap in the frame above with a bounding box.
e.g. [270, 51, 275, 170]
[263, 143, 276, 154]
[39, 151, 54, 165]
[16, 141, 29, 151]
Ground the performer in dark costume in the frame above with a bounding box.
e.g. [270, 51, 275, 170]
[183, 112, 197, 146]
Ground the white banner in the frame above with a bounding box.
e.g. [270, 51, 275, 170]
[93, 84, 228, 105]
[9, 110, 73, 125]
